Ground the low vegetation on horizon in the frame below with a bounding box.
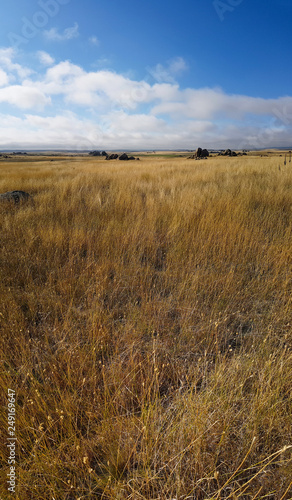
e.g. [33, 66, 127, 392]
[0, 154, 291, 499]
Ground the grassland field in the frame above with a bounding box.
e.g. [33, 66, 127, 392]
[0, 153, 291, 500]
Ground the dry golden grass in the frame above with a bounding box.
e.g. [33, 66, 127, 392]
[0, 155, 291, 499]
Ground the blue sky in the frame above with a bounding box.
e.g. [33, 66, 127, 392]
[0, 0, 291, 150]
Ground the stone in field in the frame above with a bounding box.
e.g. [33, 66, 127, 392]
[195, 148, 209, 158]
[219, 149, 238, 157]
[0, 190, 30, 203]
[119, 153, 129, 160]
[106, 154, 119, 160]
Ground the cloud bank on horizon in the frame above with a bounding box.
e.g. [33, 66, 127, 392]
[0, 46, 291, 151]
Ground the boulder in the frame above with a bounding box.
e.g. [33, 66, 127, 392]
[119, 153, 129, 160]
[89, 150, 109, 157]
[0, 190, 30, 203]
[221, 149, 237, 157]
[106, 153, 137, 161]
[106, 153, 119, 160]
[195, 147, 209, 158]
[89, 151, 101, 156]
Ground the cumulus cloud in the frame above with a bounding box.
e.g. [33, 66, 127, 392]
[64, 71, 153, 109]
[25, 62, 153, 109]
[89, 36, 99, 46]
[0, 50, 292, 149]
[37, 51, 55, 66]
[45, 60, 84, 86]
[0, 47, 32, 79]
[0, 85, 51, 110]
[151, 87, 292, 122]
[0, 112, 104, 150]
[103, 111, 167, 134]
[0, 109, 290, 151]
[44, 23, 79, 41]
[0, 69, 9, 87]
[148, 57, 188, 83]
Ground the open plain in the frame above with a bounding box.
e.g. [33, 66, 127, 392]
[0, 153, 291, 499]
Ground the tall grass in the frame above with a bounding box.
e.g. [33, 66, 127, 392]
[0, 155, 291, 499]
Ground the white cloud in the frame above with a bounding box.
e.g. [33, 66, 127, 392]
[0, 51, 292, 150]
[148, 57, 188, 83]
[44, 23, 79, 42]
[0, 112, 103, 150]
[45, 60, 84, 84]
[0, 47, 32, 79]
[0, 86, 50, 110]
[37, 51, 55, 66]
[64, 71, 153, 109]
[0, 69, 9, 87]
[103, 111, 167, 134]
[89, 36, 99, 46]
[26, 63, 153, 109]
[151, 87, 292, 122]
[0, 109, 291, 151]
[94, 57, 112, 68]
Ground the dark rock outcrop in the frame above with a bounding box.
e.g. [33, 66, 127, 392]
[89, 150, 109, 157]
[219, 149, 238, 157]
[195, 148, 209, 158]
[119, 153, 129, 160]
[106, 154, 119, 160]
[105, 153, 137, 161]
[0, 190, 30, 203]
[89, 151, 101, 156]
